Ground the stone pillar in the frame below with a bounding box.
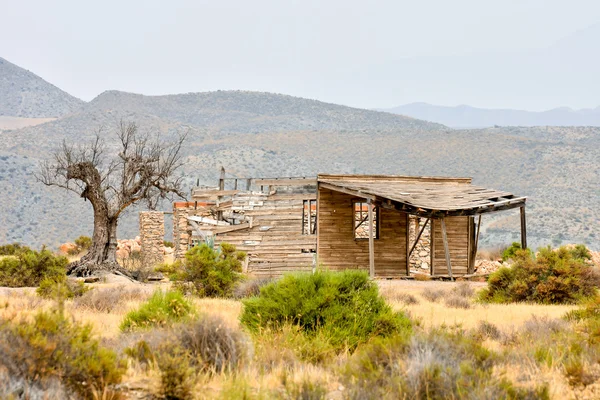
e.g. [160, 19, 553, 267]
[139, 211, 165, 268]
[173, 204, 192, 260]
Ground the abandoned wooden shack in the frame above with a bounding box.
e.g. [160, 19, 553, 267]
[171, 171, 527, 278]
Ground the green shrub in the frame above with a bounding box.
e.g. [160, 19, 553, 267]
[172, 243, 245, 297]
[502, 242, 533, 262]
[120, 290, 195, 331]
[0, 248, 68, 287]
[163, 240, 174, 248]
[479, 246, 600, 304]
[156, 344, 195, 400]
[569, 244, 592, 262]
[73, 235, 92, 254]
[0, 242, 31, 256]
[0, 310, 125, 398]
[37, 276, 90, 299]
[241, 270, 412, 354]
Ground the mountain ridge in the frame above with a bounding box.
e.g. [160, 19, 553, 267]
[379, 102, 600, 128]
[0, 57, 84, 118]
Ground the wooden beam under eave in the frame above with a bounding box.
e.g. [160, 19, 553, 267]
[440, 217, 454, 280]
[520, 206, 527, 250]
[368, 199, 375, 279]
[405, 213, 410, 276]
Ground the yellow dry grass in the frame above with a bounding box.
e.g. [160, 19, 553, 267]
[0, 277, 593, 399]
[379, 280, 576, 331]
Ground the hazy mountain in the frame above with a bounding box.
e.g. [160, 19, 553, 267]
[380, 103, 600, 128]
[85, 90, 445, 134]
[0, 61, 597, 252]
[0, 57, 84, 118]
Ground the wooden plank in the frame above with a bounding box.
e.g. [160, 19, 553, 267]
[520, 206, 527, 250]
[187, 216, 229, 226]
[440, 217, 453, 280]
[405, 213, 410, 276]
[192, 190, 239, 199]
[368, 199, 375, 279]
[254, 178, 317, 186]
[213, 222, 251, 234]
[430, 219, 435, 276]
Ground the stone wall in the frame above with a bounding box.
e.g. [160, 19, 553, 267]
[408, 215, 431, 274]
[172, 202, 213, 259]
[139, 211, 165, 268]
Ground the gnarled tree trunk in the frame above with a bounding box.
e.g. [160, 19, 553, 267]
[67, 195, 127, 276]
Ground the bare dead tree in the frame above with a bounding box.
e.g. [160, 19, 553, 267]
[38, 121, 187, 276]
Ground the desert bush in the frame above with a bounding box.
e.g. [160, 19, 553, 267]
[421, 288, 446, 302]
[164, 240, 174, 248]
[569, 244, 592, 262]
[476, 320, 502, 340]
[241, 270, 412, 354]
[453, 281, 475, 298]
[502, 242, 533, 262]
[74, 285, 148, 313]
[413, 273, 431, 281]
[120, 290, 195, 331]
[156, 344, 195, 400]
[178, 315, 251, 373]
[36, 276, 89, 299]
[0, 310, 125, 398]
[380, 286, 420, 305]
[444, 294, 471, 309]
[233, 276, 274, 299]
[0, 371, 68, 400]
[343, 327, 549, 400]
[172, 243, 246, 297]
[0, 248, 68, 287]
[71, 235, 92, 255]
[0, 242, 30, 256]
[479, 246, 600, 304]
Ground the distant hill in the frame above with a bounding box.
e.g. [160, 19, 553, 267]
[85, 90, 446, 134]
[0, 57, 84, 118]
[0, 61, 597, 252]
[380, 102, 600, 128]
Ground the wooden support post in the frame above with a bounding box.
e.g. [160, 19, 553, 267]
[368, 199, 375, 279]
[217, 167, 225, 221]
[405, 213, 410, 276]
[440, 217, 453, 280]
[520, 206, 527, 250]
[430, 219, 435, 276]
[246, 179, 252, 191]
[469, 215, 481, 274]
[234, 179, 238, 190]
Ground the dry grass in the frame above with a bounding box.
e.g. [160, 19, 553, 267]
[0, 277, 590, 399]
[378, 280, 576, 331]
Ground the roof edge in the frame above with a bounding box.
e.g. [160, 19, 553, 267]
[317, 174, 472, 184]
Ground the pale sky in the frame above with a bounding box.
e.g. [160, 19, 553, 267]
[1, 0, 599, 110]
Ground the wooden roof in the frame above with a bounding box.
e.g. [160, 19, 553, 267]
[318, 174, 526, 218]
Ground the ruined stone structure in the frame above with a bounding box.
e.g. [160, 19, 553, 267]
[139, 211, 165, 268]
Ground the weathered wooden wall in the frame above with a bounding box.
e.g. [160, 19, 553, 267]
[213, 189, 317, 276]
[430, 217, 472, 276]
[317, 187, 408, 277]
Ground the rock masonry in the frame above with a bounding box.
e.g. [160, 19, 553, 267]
[139, 211, 165, 268]
[408, 216, 431, 274]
